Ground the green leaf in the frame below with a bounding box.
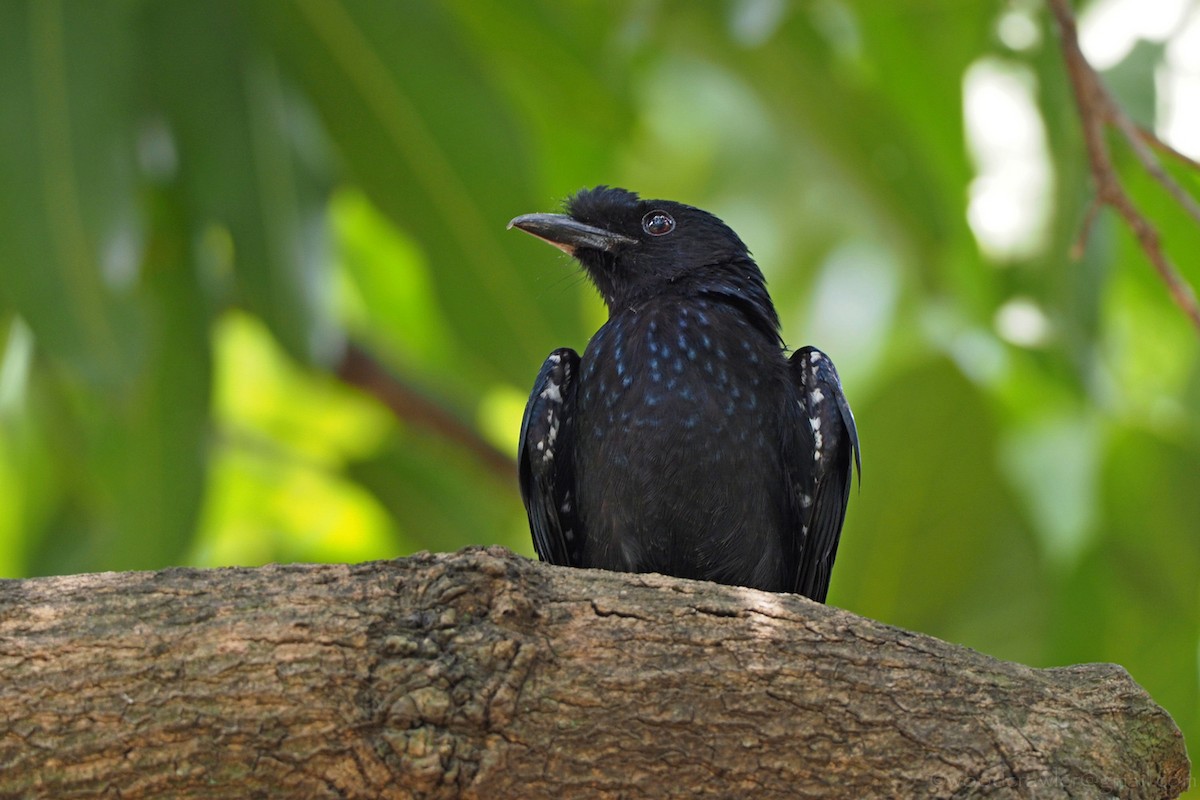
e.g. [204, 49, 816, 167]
[0, 0, 144, 384]
[254, 0, 588, 383]
[832, 357, 1048, 662]
[141, 0, 336, 364]
[1046, 430, 1200, 765]
[26, 192, 212, 574]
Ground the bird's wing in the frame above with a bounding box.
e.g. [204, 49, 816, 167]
[518, 348, 584, 567]
[784, 347, 861, 602]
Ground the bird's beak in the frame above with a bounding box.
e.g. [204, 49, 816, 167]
[507, 213, 636, 256]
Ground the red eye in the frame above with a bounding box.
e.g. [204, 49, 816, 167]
[641, 211, 675, 236]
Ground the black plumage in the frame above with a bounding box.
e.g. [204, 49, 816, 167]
[510, 187, 859, 601]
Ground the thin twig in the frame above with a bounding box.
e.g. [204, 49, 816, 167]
[1071, 196, 1102, 261]
[1134, 123, 1200, 173]
[1109, 110, 1200, 226]
[1048, 0, 1200, 332]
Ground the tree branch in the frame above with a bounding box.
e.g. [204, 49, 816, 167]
[1048, 0, 1200, 332]
[0, 547, 1188, 798]
[335, 341, 516, 483]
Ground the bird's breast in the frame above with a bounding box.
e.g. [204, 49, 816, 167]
[580, 305, 778, 431]
[573, 302, 791, 586]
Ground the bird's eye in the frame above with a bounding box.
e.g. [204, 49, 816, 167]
[641, 211, 675, 237]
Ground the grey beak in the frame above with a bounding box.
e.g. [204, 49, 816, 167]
[508, 213, 637, 254]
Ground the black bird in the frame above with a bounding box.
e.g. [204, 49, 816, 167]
[509, 187, 859, 601]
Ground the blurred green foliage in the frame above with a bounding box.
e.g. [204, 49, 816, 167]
[0, 0, 1196, 782]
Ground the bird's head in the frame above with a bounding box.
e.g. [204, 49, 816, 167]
[509, 187, 779, 335]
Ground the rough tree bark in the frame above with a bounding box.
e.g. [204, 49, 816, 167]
[0, 546, 1188, 799]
